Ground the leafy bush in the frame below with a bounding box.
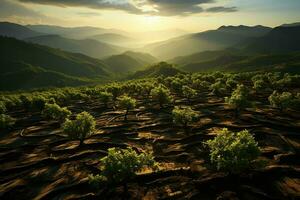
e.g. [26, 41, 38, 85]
[0, 101, 6, 114]
[140, 82, 154, 97]
[225, 84, 250, 116]
[117, 95, 136, 120]
[172, 106, 199, 129]
[210, 81, 226, 96]
[253, 79, 269, 92]
[89, 147, 157, 189]
[0, 114, 15, 129]
[170, 78, 183, 94]
[268, 91, 293, 111]
[42, 103, 71, 122]
[226, 78, 238, 89]
[99, 91, 113, 108]
[63, 111, 96, 145]
[192, 79, 210, 90]
[107, 84, 122, 101]
[182, 86, 197, 102]
[150, 85, 173, 108]
[206, 128, 260, 173]
[30, 95, 47, 110]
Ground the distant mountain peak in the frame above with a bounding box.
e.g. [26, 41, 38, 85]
[280, 22, 300, 27]
[218, 25, 270, 31]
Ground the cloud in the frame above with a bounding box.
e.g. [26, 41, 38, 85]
[77, 11, 101, 17]
[16, 0, 238, 16]
[18, 0, 143, 14]
[0, 0, 44, 18]
[206, 6, 237, 13]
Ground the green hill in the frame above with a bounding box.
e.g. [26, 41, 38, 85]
[103, 51, 157, 74]
[0, 36, 111, 91]
[0, 63, 90, 91]
[123, 51, 158, 65]
[180, 54, 247, 72]
[0, 22, 42, 39]
[179, 52, 300, 73]
[245, 26, 300, 53]
[25, 34, 125, 59]
[169, 49, 242, 65]
[89, 33, 134, 45]
[145, 25, 270, 59]
[129, 62, 183, 79]
[26, 24, 126, 39]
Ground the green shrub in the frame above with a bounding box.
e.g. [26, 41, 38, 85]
[99, 91, 113, 108]
[206, 128, 260, 173]
[107, 84, 122, 101]
[0, 101, 6, 114]
[226, 78, 238, 89]
[182, 86, 197, 102]
[30, 95, 47, 110]
[210, 81, 226, 96]
[253, 79, 269, 92]
[0, 114, 15, 129]
[225, 84, 250, 116]
[117, 95, 136, 120]
[172, 106, 199, 129]
[150, 85, 173, 108]
[268, 91, 293, 111]
[63, 111, 96, 145]
[89, 147, 157, 190]
[170, 78, 183, 94]
[42, 103, 71, 122]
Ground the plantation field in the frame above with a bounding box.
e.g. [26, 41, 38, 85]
[1, 72, 300, 199]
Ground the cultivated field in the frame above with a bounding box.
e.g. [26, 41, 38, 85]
[1, 72, 300, 199]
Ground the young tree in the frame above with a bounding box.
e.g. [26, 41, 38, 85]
[170, 78, 183, 94]
[210, 81, 226, 96]
[117, 95, 136, 121]
[253, 79, 268, 92]
[30, 95, 47, 110]
[172, 106, 199, 131]
[268, 91, 293, 112]
[0, 114, 15, 129]
[140, 81, 154, 98]
[182, 86, 197, 103]
[89, 147, 157, 194]
[63, 111, 96, 146]
[225, 84, 250, 117]
[107, 84, 122, 101]
[150, 85, 173, 109]
[99, 91, 113, 108]
[206, 128, 260, 173]
[226, 78, 238, 90]
[42, 103, 71, 123]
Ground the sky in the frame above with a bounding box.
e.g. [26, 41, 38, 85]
[1, 0, 300, 32]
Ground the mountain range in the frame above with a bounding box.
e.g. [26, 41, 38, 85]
[25, 34, 125, 59]
[0, 21, 300, 90]
[144, 25, 271, 59]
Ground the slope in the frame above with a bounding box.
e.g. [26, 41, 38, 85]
[245, 26, 300, 53]
[27, 24, 127, 39]
[25, 34, 125, 59]
[129, 62, 183, 79]
[89, 33, 134, 45]
[0, 22, 42, 39]
[103, 51, 158, 74]
[144, 25, 271, 59]
[0, 36, 111, 90]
